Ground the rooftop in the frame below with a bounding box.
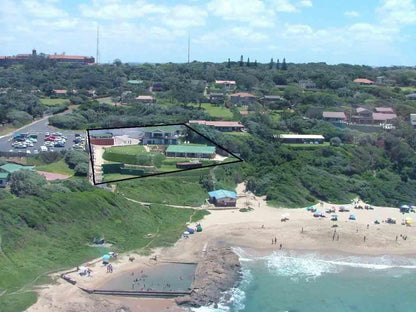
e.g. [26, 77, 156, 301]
[166, 144, 215, 154]
[215, 80, 236, 84]
[353, 78, 374, 84]
[53, 89, 67, 94]
[208, 189, 237, 199]
[0, 172, 9, 179]
[189, 120, 244, 128]
[280, 134, 325, 140]
[323, 111, 346, 119]
[48, 54, 91, 60]
[372, 113, 397, 121]
[136, 95, 154, 100]
[230, 92, 256, 97]
[0, 163, 35, 174]
[375, 107, 394, 113]
[143, 125, 182, 133]
[410, 114, 416, 125]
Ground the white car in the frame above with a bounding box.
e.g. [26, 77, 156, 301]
[40, 146, 48, 152]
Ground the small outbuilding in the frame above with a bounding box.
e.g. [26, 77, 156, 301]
[208, 189, 237, 207]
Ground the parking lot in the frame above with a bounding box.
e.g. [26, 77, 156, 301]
[0, 118, 87, 154]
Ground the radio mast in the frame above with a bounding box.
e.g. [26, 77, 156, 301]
[96, 25, 100, 64]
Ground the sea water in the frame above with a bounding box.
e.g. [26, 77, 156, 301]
[192, 248, 416, 312]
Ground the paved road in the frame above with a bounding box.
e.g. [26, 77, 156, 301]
[0, 117, 86, 154]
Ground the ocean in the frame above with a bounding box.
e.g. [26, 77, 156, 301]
[193, 248, 416, 312]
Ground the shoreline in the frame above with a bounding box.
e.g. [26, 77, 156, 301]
[25, 182, 416, 311]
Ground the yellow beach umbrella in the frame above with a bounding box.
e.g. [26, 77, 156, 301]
[405, 217, 412, 224]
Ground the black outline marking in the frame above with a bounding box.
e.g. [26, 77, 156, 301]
[87, 123, 243, 185]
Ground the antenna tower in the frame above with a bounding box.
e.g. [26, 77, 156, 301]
[187, 32, 190, 64]
[96, 25, 100, 64]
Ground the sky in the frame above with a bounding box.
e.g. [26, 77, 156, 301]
[0, 0, 415, 66]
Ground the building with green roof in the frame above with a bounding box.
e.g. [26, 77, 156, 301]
[0, 163, 35, 174]
[0, 172, 9, 188]
[165, 144, 216, 159]
[0, 163, 35, 188]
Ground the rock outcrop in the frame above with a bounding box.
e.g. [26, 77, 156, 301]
[176, 246, 241, 307]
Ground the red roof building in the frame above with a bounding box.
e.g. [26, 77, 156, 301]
[372, 113, 397, 122]
[374, 107, 394, 114]
[48, 54, 95, 64]
[323, 112, 347, 123]
[353, 78, 374, 85]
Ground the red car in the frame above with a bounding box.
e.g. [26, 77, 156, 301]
[44, 136, 56, 141]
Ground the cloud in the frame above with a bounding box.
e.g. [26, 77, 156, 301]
[298, 0, 312, 7]
[376, 0, 416, 26]
[271, 0, 298, 12]
[22, 0, 68, 19]
[207, 0, 276, 27]
[162, 5, 208, 28]
[345, 10, 359, 17]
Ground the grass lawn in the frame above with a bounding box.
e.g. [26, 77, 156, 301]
[40, 98, 69, 107]
[0, 125, 18, 136]
[189, 103, 234, 119]
[105, 145, 149, 155]
[286, 142, 330, 149]
[25, 158, 74, 176]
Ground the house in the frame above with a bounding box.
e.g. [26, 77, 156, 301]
[189, 120, 245, 132]
[48, 54, 95, 64]
[127, 80, 143, 85]
[209, 93, 225, 104]
[279, 134, 325, 144]
[298, 79, 316, 89]
[215, 80, 236, 91]
[165, 144, 215, 159]
[351, 107, 373, 123]
[87, 90, 96, 97]
[410, 114, 416, 129]
[151, 82, 165, 92]
[375, 107, 394, 114]
[0, 172, 8, 188]
[260, 95, 285, 103]
[89, 133, 114, 145]
[208, 189, 237, 207]
[406, 93, 416, 100]
[0, 163, 35, 187]
[135, 95, 156, 104]
[376, 76, 395, 86]
[230, 92, 256, 106]
[353, 78, 374, 85]
[141, 126, 181, 145]
[53, 89, 68, 96]
[322, 111, 347, 123]
[372, 113, 397, 124]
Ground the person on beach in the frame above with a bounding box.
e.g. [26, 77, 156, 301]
[275, 237, 277, 244]
[396, 235, 398, 241]
[279, 243, 282, 249]
[364, 236, 366, 242]
[272, 239, 274, 245]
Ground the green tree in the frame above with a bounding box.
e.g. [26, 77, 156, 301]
[276, 59, 280, 70]
[227, 58, 231, 68]
[282, 58, 287, 70]
[10, 170, 47, 197]
[239, 55, 244, 67]
[269, 58, 274, 69]
[330, 137, 342, 146]
[247, 58, 250, 67]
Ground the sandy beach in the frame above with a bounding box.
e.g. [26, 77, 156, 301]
[26, 182, 416, 311]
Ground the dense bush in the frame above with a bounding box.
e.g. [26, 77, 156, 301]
[64, 150, 89, 169]
[10, 171, 47, 197]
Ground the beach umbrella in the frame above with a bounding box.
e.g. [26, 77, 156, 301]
[183, 231, 190, 235]
[405, 217, 412, 224]
[102, 254, 111, 260]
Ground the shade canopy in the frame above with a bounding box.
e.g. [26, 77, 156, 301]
[102, 254, 111, 260]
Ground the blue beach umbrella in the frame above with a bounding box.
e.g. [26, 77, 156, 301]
[102, 254, 111, 260]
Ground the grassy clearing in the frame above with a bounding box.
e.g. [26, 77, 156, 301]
[189, 103, 233, 119]
[285, 142, 330, 149]
[116, 174, 208, 206]
[0, 189, 208, 311]
[105, 145, 149, 155]
[40, 98, 69, 107]
[26, 158, 74, 176]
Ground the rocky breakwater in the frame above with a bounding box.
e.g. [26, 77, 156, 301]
[176, 245, 241, 308]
